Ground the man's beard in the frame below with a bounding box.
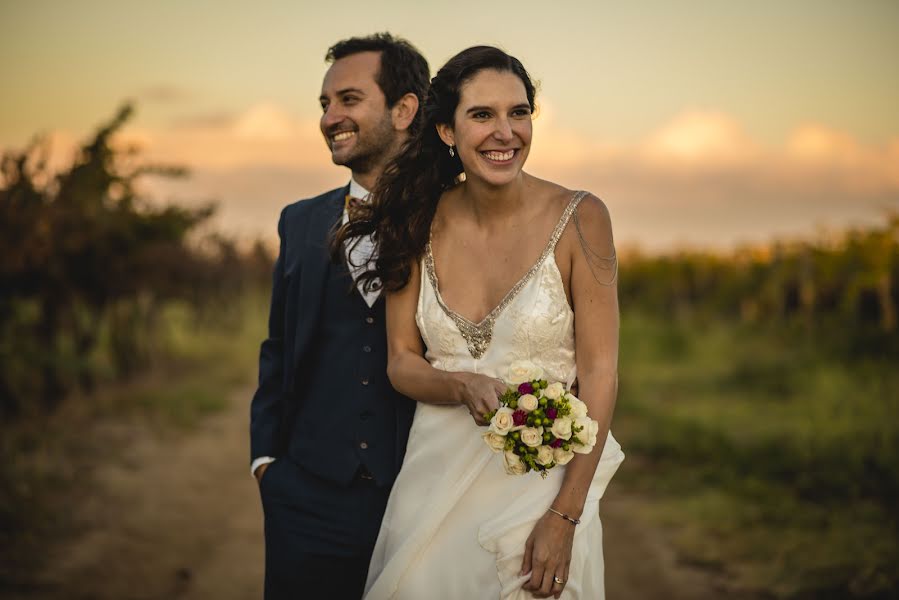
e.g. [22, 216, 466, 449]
[334, 113, 397, 175]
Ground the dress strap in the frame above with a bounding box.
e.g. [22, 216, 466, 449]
[546, 190, 589, 255]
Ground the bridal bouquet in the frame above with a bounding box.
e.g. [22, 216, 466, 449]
[482, 361, 600, 477]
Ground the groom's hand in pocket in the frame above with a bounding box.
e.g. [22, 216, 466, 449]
[454, 372, 506, 426]
[254, 463, 270, 485]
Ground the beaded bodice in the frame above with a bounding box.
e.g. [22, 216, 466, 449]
[416, 192, 586, 385]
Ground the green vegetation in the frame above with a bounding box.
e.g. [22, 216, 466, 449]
[619, 215, 898, 361]
[0, 291, 268, 587]
[0, 104, 272, 417]
[0, 106, 272, 588]
[615, 312, 898, 599]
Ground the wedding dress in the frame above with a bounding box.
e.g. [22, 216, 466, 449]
[364, 192, 624, 600]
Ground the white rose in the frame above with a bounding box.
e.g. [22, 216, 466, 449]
[572, 417, 599, 450]
[572, 422, 600, 454]
[553, 446, 574, 465]
[489, 407, 516, 436]
[506, 360, 544, 385]
[520, 426, 544, 448]
[568, 396, 588, 419]
[550, 417, 573, 441]
[543, 382, 565, 400]
[535, 445, 554, 466]
[572, 441, 594, 454]
[553, 446, 575, 465]
[586, 419, 600, 446]
[482, 431, 506, 453]
[572, 416, 591, 438]
[518, 394, 539, 412]
[503, 450, 527, 475]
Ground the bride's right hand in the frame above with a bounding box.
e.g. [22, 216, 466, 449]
[454, 372, 507, 426]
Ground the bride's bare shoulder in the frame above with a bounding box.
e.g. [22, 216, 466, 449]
[523, 174, 578, 213]
[547, 183, 614, 266]
[526, 172, 611, 228]
[431, 184, 466, 237]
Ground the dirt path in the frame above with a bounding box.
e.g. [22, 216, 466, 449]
[21, 385, 744, 600]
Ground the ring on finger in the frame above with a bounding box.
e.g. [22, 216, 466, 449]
[553, 575, 565, 585]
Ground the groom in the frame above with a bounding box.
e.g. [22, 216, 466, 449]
[249, 33, 429, 599]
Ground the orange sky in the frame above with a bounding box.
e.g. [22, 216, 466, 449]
[2, 1, 897, 250]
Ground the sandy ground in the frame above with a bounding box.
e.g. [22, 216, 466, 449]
[13, 385, 754, 600]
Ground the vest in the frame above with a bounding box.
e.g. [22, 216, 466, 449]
[287, 256, 405, 487]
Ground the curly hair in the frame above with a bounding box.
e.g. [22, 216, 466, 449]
[332, 46, 537, 292]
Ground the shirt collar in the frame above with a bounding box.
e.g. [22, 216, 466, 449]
[349, 178, 370, 201]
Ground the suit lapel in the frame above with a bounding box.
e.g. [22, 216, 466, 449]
[292, 187, 346, 378]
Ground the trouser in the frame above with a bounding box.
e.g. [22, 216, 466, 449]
[259, 457, 391, 600]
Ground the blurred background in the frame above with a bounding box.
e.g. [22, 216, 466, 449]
[1, 1, 896, 599]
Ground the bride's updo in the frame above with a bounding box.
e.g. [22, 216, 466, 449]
[333, 46, 537, 292]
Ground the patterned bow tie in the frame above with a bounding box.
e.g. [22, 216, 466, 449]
[345, 193, 368, 220]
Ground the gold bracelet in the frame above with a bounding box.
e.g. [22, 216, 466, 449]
[548, 507, 581, 525]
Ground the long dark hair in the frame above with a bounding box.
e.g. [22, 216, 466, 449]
[332, 46, 537, 292]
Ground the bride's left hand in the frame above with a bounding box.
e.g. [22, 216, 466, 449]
[520, 510, 575, 599]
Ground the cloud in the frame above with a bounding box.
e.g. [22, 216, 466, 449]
[640, 111, 761, 169]
[119, 102, 331, 171]
[532, 107, 898, 192]
[783, 124, 899, 193]
[169, 112, 234, 128]
[528, 107, 898, 249]
[136, 84, 195, 104]
[6, 102, 896, 251]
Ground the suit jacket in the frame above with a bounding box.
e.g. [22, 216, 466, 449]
[249, 185, 414, 478]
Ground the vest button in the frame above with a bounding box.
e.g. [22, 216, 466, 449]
[363, 345, 372, 353]
[365, 316, 374, 324]
[361, 378, 370, 386]
[359, 441, 369, 449]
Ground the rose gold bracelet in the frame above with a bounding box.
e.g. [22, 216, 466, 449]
[548, 507, 581, 525]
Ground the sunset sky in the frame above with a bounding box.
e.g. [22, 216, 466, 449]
[2, 0, 898, 250]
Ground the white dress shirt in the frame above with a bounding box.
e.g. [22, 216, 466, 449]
[251, 179, 381, 477]
[343, 179, 382, 308]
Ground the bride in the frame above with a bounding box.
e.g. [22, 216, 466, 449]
[338, 46, 624, 600]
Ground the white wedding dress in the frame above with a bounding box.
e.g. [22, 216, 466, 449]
[364, 192, 625, 600]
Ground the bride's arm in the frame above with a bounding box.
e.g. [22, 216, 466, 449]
[521, 193, 619, 598]
[385, 259, 506, 423]
[552, 193, 619, 518]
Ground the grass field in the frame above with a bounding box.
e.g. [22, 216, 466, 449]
[613, 312, 899, 599]
[3, 293, 896, 599]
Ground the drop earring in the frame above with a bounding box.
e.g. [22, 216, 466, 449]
[449, 145, 455, 158]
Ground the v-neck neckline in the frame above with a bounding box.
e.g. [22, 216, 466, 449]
[425, 191, 586, 328]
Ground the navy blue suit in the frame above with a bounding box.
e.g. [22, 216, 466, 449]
[250, 186, 415, 599]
